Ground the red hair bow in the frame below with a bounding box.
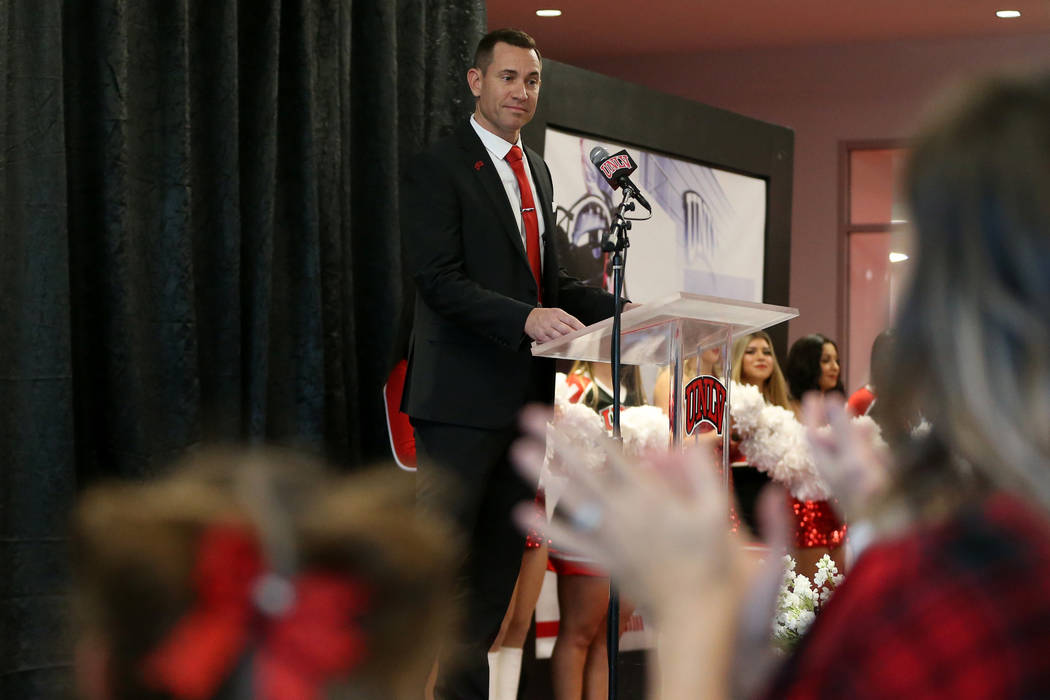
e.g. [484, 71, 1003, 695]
[143, 524, 370, 700]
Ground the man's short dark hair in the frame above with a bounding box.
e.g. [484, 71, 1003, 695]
[473, 28, 541, 74]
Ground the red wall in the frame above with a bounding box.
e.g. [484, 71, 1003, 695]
[577, 33, 1050, 381]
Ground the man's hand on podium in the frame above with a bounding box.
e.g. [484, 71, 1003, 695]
[526, 307, 585, 343]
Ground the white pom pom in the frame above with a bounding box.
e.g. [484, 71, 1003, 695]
[553, 372, 570, 403]
[729, 382, 885, 501]
[730, 382, 828, 500]
[546, 401, 607, 474]
[620, 405, 670, 457]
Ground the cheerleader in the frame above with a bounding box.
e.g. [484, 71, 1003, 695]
[784, 333, 848, 576]
[549, 361, 640, 700]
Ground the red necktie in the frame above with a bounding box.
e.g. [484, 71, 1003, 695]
[504, 145, 543, 303]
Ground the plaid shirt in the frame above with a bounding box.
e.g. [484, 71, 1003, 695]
[763, 493, 1050, 699]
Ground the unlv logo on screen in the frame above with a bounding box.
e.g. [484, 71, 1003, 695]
[684, 375, 727, 435]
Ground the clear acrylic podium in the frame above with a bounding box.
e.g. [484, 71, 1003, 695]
[532, 291, 798, 484]
[532, 292, 797, 696]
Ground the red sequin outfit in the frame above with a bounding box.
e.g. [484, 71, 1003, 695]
[733, 440, 844, 546]
[789, 496, 846, 548]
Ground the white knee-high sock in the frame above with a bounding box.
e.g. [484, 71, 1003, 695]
[496, 647, 523, 700]
[487, 650, 501, 698]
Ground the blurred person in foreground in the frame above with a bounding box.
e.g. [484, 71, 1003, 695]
[71, 449, 457, 700]
[512, 72, 1050, 699]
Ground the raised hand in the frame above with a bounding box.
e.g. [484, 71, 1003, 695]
[802, 393, 890, 520]
[512, 405, 735, 605]
[511, 404, 793, 699]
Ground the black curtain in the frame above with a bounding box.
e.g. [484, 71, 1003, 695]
[1, 0, 484, 695]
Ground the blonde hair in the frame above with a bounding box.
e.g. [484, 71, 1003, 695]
[730, 331, 791, 409]
[72, 448, 458, 700]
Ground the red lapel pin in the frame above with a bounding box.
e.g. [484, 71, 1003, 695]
[473, 160, 484, 171]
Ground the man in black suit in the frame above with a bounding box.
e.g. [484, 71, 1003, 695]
[400, 28, 620, 699]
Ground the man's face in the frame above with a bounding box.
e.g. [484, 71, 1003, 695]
[468, 42, 541, 143]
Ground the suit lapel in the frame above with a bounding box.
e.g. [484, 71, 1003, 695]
[457, 123, 531, 268]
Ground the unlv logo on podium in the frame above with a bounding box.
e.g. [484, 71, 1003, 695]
[684, 375, 727, 435]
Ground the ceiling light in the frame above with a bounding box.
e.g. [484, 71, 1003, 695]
[536, 9, 562, 17]
[889, 252, 909, 263]
[996, 9, 1021, 18]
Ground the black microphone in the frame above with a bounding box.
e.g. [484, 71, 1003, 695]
[589, 146, 652, 211]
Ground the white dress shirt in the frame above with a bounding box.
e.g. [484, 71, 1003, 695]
[470, 115, 546, 268]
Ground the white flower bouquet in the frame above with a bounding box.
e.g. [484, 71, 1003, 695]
[772, 554, 842, 652]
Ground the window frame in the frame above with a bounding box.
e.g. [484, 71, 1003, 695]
[838, 139, 909, 390]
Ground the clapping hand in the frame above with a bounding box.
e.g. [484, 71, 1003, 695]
[803, 393, 890, 520]
[512, 404, 735, 607]
[511, 404, 793, 699]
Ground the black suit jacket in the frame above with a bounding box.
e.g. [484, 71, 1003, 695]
[401, 121, 616, 429]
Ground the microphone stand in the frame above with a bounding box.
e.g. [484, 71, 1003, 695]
[601, 188, 634, 700]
